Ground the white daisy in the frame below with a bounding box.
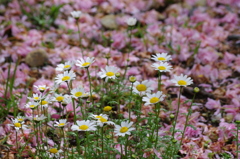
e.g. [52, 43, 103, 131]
[47, 148, 63, 158]
[126, 17, 137, 26]
[52, 93, 65, 102]
[56, 61, 75, 72]
[98, 66, 120, 82]
[71, 120, 97, 131]
[133, 80, 153, 95]
[9, 119, 28, 131]
[151, 53, 172, 62]
[90, 114, 109, 120]
[27, 93, 43, 102]
[55, 70, 76, 85]
[142, 91, 166, 105]
[114, 121, 135, 136]
[32, 115, 47, 122]
[151, 61, 172, 72]
[96, 116, 115, 127]
[25, 101, 39, 109]
[76, 57, 95, 68]
[71, 87, 86, 99]
[40, 96, 52, 108]
[16, 116, 26, 123]
[70, 11, 82, 18]
[171, 74, 193, 87]
[54, 119, 68, 127]
[34, 85, 49, 92]
[62, 95, 72, 106]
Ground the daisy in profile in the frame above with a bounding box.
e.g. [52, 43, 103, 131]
[54, 119, 68, 128]
[55, 70, 76, 85]
[28, 93, 43, 102]
[56, 61, 75, 72]
[133, 80, 153, 95]
[40, 96, 52, 108]
[9, 119, 28, 131]
[34, 85, 49, 92]
[76, 57, 95, 68]
[71, 87, 86, 99]
[71, 11, 82, 19]
[142, 91, 165, 105]
[16, 116, 26, 123]
[151, 61, 172, 72]
[114, 121, 135, 136]
[61, 95, 72, 106]
[90, 114, 108, 120]
[47, 148, 63, 158]
[25, 101, 39, 109]
[32, 115, 47, 122]
[151, 53, 172, 62]
[71, 120, 97, 131]
[171, 74, 193, 87]
[98, 66, 120, 82]
[96, 116, 115, 127]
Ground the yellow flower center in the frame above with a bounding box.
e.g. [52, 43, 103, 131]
[157, 57, 166, 61]
[41, 101, 48, 105]
[64, 65, 71, 69]
[14, 123, 21, 128]
[34, 117, 37, 120]
[158, 66, 166, 70]
[30, 105, 35, 108]
[18, 118, 23, 122]
[58, 123, 65, 126]
[120, 127, 128, 133]
[62, 76, 70, 81]
[150, 97, 159, 103]
[75, 92, 83, 97]
[34, 97, 39, 100]
[39, 87, 46, 90]
[99, 117, 107, 123]
[79, 125, 89, 130]
[82, 62, 90, 67]
[95, 116, 102, 119]
[178, 80, 187, 86]
[56, 96, 64, 102]
[106, 72, 114, 76]
[49, 148, 58, 154]
[103, 106, 112, 111]
[136, 84, 147, 91]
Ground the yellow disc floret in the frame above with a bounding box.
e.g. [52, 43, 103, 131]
[120, 127, 128, 133]
[79, 125, 89, 130]
[136, 84, 147, 91]
[64, 65, 71, 69]
[75, 92, 83, 97]
[56, 96, 64, 102]
[82, 62, 90, 67]
[62, 76, 70, 81]
[106, 72, 114, 76]
[150, 97, 159, 103]
[157, 57, 166, 61]
[49, 148, 58, 154]
[178, 80, 187, 86]
[158, 66, 166, 70]
[14, 123, 21, 128]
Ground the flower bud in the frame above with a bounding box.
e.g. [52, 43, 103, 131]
[170, 114, 175, 119]
[115, 72, 121, 78]
[129, 76, 136, 83]
[194, 87, 200, 93]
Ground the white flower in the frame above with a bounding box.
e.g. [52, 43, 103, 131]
[114, 121, 135, 136]
[71, 11, 82, 18]
[52, 93, 65, 102]
[171, 74, 193, 87]
[16, 116, 26, 123]
[151, 53, 172, 62]
[34, 85, 49, 92]
[71, 120, 97, 131]
[32, 115, 47, 122]
[25, 101, 39, 109]
[27, 93, 43, 102]
[142, 91, 165, 105]
[126, 17, 137, 26]
[40, 96, 52, 108]
[90, 114, 109, 120]
[9, 119, 28, 131]
[62, 95, 72, 106]
[98, 66, 120, 82]
[133, 80, 153, 95]
[54, 119, 68, 127]
[56, 61, 75, 72]
[55, 70, 76, 85]
[151, 61, 172, 72]
[96, 116, 115, 127]
[47, 148, 63, 158]
[76, 57, 95, 68]
[50, 83, 59, 93]
[71, 87, 86, 99]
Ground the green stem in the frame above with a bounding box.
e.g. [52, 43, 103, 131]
[180, 93, 196, 146]
[86, 68, 94, 104]
[128, 83, 134, 121]
[155, 103, 161, 148]
[158, 72, 162, 91]
[101, 126, 104, 158]
[125, 135, 128, 158]
[237, 124, 239, 159]
[172, 86, 183, 138]
[16, 131, 19, 159]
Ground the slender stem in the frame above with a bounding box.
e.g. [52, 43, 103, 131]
[16, 131, 19, 159]
[237, 124, 239, 159]
[172, 86, 183, 138]
[128, 83, 134, 121]
[76, 20, 84, 58]
[120, 142, 123, 159]
[180, 93, 196, 146]
[122, 29, 132, 81]
[155, 103, 161, 148]
[62, 128, 66, 159]
[125, 135, 128, 158]
[86, 68, 93, 104]
[101, 126, 104, 158]
[158, 71, 162, 91]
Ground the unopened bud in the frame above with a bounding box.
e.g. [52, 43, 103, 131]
[194, 87, 200, 93]
[170, 114, 175, 119]
[235, 120, 240, 124]
[115, 72, 121, 78]
[129, 76, 136, 83]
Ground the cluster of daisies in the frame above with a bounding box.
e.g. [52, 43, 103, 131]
[9, 52, 193, 157]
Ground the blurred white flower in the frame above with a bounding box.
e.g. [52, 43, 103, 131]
[71, 11, 82, 18]
[126, 17, 137, 26]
